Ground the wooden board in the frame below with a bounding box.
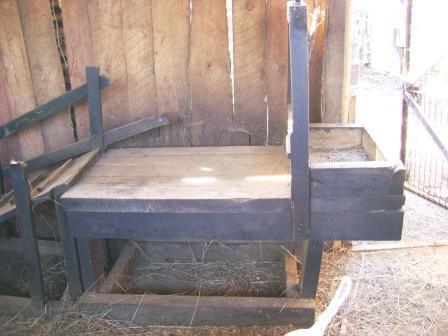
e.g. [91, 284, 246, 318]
[266, 0, 289, 145]
[152, 0, 190, 146]
[59, 0, 93, 139]
[321, 0, 352, 122]
[79, 293, 315, 327]
[17, 0, 74, 151]
[232, 0, 267, 145]
[189, 0, 245, 146]
[87, 1, 129, 132]
[121, 0, 159, 147]
[0, 0, 45, 160]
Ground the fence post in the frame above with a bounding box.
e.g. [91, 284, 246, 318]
[289, 1, 310, 238]
[9, 161, 45, 307]
[86, 67, 105, 151]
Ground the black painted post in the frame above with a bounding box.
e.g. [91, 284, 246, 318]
[9, 161, 45, 307]
[0, 159, 4, 195]
[296, 240, 323, 299]
[86, 67, 105, 151]
[288, 2, 310, 238]
[54, 185, 84, 299]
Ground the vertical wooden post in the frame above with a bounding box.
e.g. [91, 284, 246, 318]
[54, 184, 84, 299]
[321, 0, 352, 123]
[289, 2, 310, 238]
[400, 0, 413, 164]
[86, 67, 105, 151]
[297, 240, 323, 299]
[9, 161, 45, 307]
[77, 238, 107, 291]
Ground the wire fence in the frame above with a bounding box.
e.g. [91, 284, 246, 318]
[404, 54, 448, 208]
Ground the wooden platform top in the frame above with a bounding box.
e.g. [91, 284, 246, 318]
[62, 147, 292, 201]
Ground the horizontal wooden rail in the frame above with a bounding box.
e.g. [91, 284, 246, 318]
[0, 76, 109, 139]
[2, 114, 169, 176]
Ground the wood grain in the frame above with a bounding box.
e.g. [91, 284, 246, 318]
[189, 0, 245, 146]
[87, 0, 129, 132]
[60, 0, 93, 139]
[232, 0, 267, 145]
[17, 0, 74, 151]
[152, 0, 190, 146]
[0, 0, 45, 160]
[121, 0, 159, 147]
[265, 0, 289, 145]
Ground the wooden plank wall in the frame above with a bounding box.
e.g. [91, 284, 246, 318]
[0, 0, 74, 167]
[61, 0, 289, 147]
[1, 0, 291, 159]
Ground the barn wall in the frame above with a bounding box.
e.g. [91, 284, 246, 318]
[1, 0, 291, 166]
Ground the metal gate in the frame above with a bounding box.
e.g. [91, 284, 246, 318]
[402, 54, 448, 208]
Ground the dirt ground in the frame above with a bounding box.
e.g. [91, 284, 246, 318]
[0, 191, 446, 335]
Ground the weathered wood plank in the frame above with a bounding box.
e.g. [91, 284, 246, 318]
[99, 242, 138, 294]
[321, 0, 352, 122]
[59, 0, 93, 139]
[87, 0, 129, 132]
[310, 162, 405, 197]
[310, 211, 404, 241]
[67, 211, 292, 241]
[309, 124, 363, 150]
[306, 0, 327, 122]
[189, 0, 245, 145]
[0, 77, 109, 140]
[1, 115, 168, 176]
[233, 0, 267, 145]
[79, 293, 315, 327]
[311, 195, 405, 212]
[122, 0, 159, 147]
[0, 0, 45, 160]
[17, 0, 74, 151]
[266, 0, 289, 145]
[153, 0, 190, 146]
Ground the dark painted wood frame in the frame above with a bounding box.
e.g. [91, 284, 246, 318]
[2, 66, 168, 306]
[53, 3, 323, 327]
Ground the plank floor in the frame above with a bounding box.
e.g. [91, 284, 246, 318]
[62, 146, 368, 201]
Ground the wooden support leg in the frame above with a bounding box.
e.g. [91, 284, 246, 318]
[297, 240, 323, 299]
[77, 238, 107, 292]
[54, 185, 84, 299]
[9, 161, 45, 307]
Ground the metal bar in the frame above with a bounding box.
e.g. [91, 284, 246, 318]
[404, 91, 448, 161]
[86, 67, 105, 151]
[2, 114, 169, 177]
[288, 2, 310, 238]
[0, 77, 109, 139]
[9, 161, 45, 307]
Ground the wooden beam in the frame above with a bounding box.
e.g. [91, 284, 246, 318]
[284, 253, 299, 298]
[0, 77, 109, 139]
[289, 2, 310, 238]
[321, 0, 352, 122]
[99, 242, 138, 294]
[9, 161, 45, 307]
[79, 293, 315, 327]
[297, 241, 323, 299]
